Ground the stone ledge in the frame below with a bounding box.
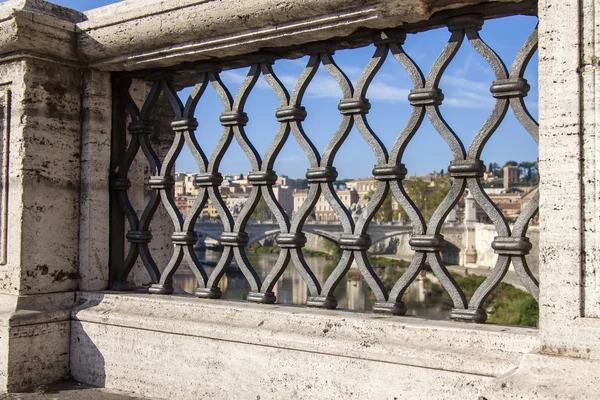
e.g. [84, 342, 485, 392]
[0, 292, 74, 327]
[78, 0, 530, 71]
[0, 0, 534, 71]
[479, 353, 600, 399]
[72, 291, 538, 378]
[0, 0, 83, 63]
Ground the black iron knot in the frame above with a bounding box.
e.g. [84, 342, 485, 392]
[126, 230, 152, 244]
[276, 232, 307, 249]
[339, 234, 372, 251]
[171, 231, 199, 246]
[338, 98, 371, 115]
[247, 53, 277, 65]
[447, 14, 484, 32]
[373, 164, 407, 181]
[195, 173, 223, 187]
[220, 232, 250, 247]
[148, 71, 175, 81]
[373, 29, 407, 45]
[490, 78, 531, 98]
[171, 118, 199, 131]
[112, 178, 131, 191]
[306, 167, 338, 183]
[492, 236, 532, 256]
[247, 170, 278, 186]
[409, 235, 446, 252]
[306, 43, 335, 56]
[408, 88, 444, 106]
[148, 176, 175, 190]
[448, 160, 486, 178]
[196, 63, 221, 74]
[276, 106, 307, 122]
[128, 121, 154, 135]
[220, 111, 249, 127]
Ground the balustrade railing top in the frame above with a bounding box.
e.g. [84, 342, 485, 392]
[110, 8, 539, 323]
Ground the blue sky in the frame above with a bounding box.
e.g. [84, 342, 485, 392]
[41, 0, 538, 179]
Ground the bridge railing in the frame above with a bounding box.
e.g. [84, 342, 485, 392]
[109, 2, 539, 323]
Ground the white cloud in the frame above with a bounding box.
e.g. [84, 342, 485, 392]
[275, 155, 308, 163]
[220, 70, 246, 85]
[366, 82, 410, 102]
[442, 75, 489, 92]
[219, 65, 501, 110]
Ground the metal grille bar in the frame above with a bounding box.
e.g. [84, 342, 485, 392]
[109, 13, 539, 323]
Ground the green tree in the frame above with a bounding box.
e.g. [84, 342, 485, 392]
[295, 178, 309, 189]
[504, 160, 518, 167]
[402, 175, 451, 221]
[363, 190, 396, 223]
[518, 161, 536, 182]
[488, 162, 500, 174]
[250, 198, 273, 221]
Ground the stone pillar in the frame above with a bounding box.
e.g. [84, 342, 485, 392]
[446, 206, 457, 223]
[464, 191, 477, 222]
[79, 69, 112, 292]
[0, 0, 89, 392]
[481, 0, 600, 397]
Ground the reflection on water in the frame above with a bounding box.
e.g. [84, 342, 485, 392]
[173, 250, 450, 319]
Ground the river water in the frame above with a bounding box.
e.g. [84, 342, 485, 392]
[173, 250, 450, 319]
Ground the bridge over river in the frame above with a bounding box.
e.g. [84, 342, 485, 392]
[195, 221, 467, 263]
[195, 221, 465, 246]
[194, 221, 539, 271]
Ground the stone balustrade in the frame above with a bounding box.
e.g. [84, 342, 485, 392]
[0, 0, 597, 399]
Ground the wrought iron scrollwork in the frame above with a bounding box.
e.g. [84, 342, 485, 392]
[110, 13, 539, 324]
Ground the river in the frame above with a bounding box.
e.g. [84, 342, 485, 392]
[173, 250, 450, 319]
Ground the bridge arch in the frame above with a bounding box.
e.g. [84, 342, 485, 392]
[369, 231, 412, 246]
[195, 230, 221, 242]
[248, 229, 281, 245]
[246, 228, 341, 245]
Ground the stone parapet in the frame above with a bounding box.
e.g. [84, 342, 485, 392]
[0, 0, 595, 398]
[0, 0, 534, 71]
[71, 292, 538, 399]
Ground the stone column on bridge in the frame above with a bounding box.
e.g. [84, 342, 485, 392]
[461, 191, 477, 266]
[480, 0, 600, 397]
[0, 1, 91, 391]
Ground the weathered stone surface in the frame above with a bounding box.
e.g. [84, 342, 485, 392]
[71, 292, 538, 399]
[538, 0, 600, 356]
[78, 70, 111, 292]
[580, 0, 600, 319]
[479, 354, 600, 399]
[0, 381, 146, 399]
[18, 59, 81, 295]
[0, 5, 84, 393]
[0, 0, 598, 398]
[0, 62, 23, 296]
[0, 0, 82, 63]
[78, 0, 529, 71]
[0, 292, 73, 391]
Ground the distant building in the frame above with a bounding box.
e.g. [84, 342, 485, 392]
[293, 188, 359, 221]
[503, 165, 520, 191]
[272, 186, 294, 216]
[276, 174, 295, 188]
[346, 177, 377, 205]
[175, 196, 195, 217]
[204, 199, 220, 219]
[293, 189, 309, 215]
[458, 187, 538, 223]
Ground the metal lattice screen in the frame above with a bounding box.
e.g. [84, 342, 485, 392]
[110, 14, 538, 323]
